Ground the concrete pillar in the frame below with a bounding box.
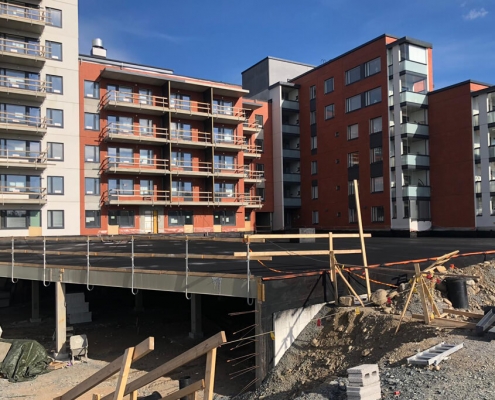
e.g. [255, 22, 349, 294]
[30, 280, 41, 323]
[189, 294, 203, 339]
[55, 282, 67, 358]
[134, 290, 144, 313]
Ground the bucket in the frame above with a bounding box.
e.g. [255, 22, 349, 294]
[445, 278, 469, 309]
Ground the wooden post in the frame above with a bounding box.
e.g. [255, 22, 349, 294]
[415, 263, 430, 325]
[394, 278, 418, 334]
[204, 349, 217, 400]
[335, 267, 365, 307]
[353, 179, 371, 300]
[92, 395, 100, 400]
[55, 282, 66, 358]
[113, 347, 135, 400]
[329, 232, 338, 303]
[129, 392, 137, 400]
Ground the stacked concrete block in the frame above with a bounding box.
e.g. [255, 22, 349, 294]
[347, 364, 381, 400]
[66, 293, 92, 324]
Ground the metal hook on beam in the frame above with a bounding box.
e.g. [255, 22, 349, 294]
[185, 236, 191, 300]
[131, 236, 138, 295]
[86, 236, 94, 291]
[42, 236, 50, 287]
[11, 237, 17, 284]
[246, 241, 253, 306]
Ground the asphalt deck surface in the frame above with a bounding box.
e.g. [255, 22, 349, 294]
[2, 236, 494, 277]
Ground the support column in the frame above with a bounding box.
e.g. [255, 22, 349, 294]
[55, 282, 67, 359]
[30, 280, 41, 323]
[134, 290, 144, 313]
[189, 294, 203, 339]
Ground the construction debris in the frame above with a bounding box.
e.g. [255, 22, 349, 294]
[406, 342, 464, 366]
[347, 364, 381, 400]
[476, 307, 495, 336]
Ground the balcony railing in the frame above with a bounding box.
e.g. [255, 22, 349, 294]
[491, 180, 495, 193]
[474, 147, 481, 162]
[213, 164, 243, 176]
[489, 146, 495, 159]
[170, 160, 212, 175]
[283, 148, 300, 158]
[281, 99, 299, 111]
[0, 2, 46, 28]
[243, 121, 261, 132]
[243, 170, 264, 180]
[170, 129, 210, 145]
[212, 104, 246, 120]
[213, 133, 244, 146]
[243, 144, 262, 157]
[402, 185, 431, 197]
[241, 194, 263, 207]
[101, 156, 169, 174]
[284, 197, 301, 207]
[171, 191, 212, 204]
[401, 154, 430, 168]
[400, 91, 428, 106]
[0, 74, 47, 96]
[283, 173, 301, 183]
[0, 149, 47, 168]
[0, 185, 46, 204]
[100, 90, 168, 112]
[398, 60, 428, 76]
[0, 111, 47, 134]
[0, 38, 48, 59]
[401, 122, 429, 137]
[170, 98, 210, 114]
[488, 111, 495, 124]
[102, 123, 169, 143]
[282, 124, 300, 135]
[102, 189, 170, 205]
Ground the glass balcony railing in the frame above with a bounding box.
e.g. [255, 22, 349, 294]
[474, 148, 481, 162]
[401, 123, 429, 137]
[401, 154, 430, 168]
[402, 186, 431, 197]
[283, 173, 300, 183]
[400, 91, 428, 106]
[282, 124, 300, 135]
[389, 125, 395, 137]
[284, 197, 301, 207]
[473, 114, 479, 126]
[281, 99, 299, 110]
[489, 111, 495, 124]
[475, 181, 481, 194]
[398, 60, 428, 75]
[489, 146, 495, 158]
[491, 180, 495, 193]
[390, 156, 395, 168]
[283, 148, 300, 158]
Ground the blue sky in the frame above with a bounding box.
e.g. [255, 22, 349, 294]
[79, 0, 494, 90]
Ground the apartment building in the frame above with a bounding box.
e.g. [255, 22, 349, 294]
[79, 41, 269, 235]
[0, 0, 80, 236]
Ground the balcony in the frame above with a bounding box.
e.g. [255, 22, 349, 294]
[0, 2, 46, 33]
[474, 148, 480, 162]
[100, 91, 168, 115]
[281, 99, 299, 111]
[243, 121, 261, 134]
[0, 111, 47, 136]
[170, 98, 211, 120]
[489, 146, 495, 159]
[402, 185, 431, 197]
[170, 191, 213, 206]
[400, 91, 428, 106]
[283, 148, 300, 158]
[0, 185, 46, 205]
[473, 114, 479, 127]
[242, 194, 263, 208]
[0, 38, 47, 67]
[489, 111, 495, 124]
[398, 60, 428, 76]
[282, 124, 300, 135]
[211, 104, 246, 124]
[102, 189, 170, 206]
[400, 122, 429, 138]
[283, 173, 300, 183]
[213, 192, 243, 205]
[475, 181, 481, 194]
[284, 197, 301, 207]
[243, 144, 262, 158]
[243, 170, 264, 183]
[170, 161, 212, 177]
[213, 165, 243, 179]
[0, 149, 47, 170]
[101, 156, 169, 175]
[213, 134, 244, 151]
[0, 75, 47, 102]
[101, 123, 169, 145]
[401, 154, 430, 168]
[170, 129, 211, 148]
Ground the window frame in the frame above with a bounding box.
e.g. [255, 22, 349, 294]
[84, 145, 99, 163]
[47, 142, 63, 161]
[45, 40, 62, 61]
[312, 210, 319, 224]
[46, 75, 63, 94]
[108, 210, 135, 227]
[84, 177, 100, 195]
[47, 210, 64, 229]
[309, 85, 316, 100]
[310, 111, 316, 125]
[371, 206, 385, 222]
[47, 176, 64, 195]
[84, 113, 100, 131]
[371, 176, 384, 193]
[347, 152, 359, 168]
[346, 94, 362, 113]
[365, 87, 382, 106]
[311, 182, 318, 200]
[347, 124, 359, 140]
[46, 7, 62, 28]
[365, 57, 381, 77]
[168, 210, 193, 226]
[310, 136, 317, 150]
[84, 81, 99, 99]
[345, 65, 361, 85]
[324, 104, 335, 120]
[324, 77, 334, 94]
[47, 108, 63, 128]
[311, 160, 318, 175]
[85, 210, 101, 229]
[370, 117, 382, 134]
[370, 147, 383, 163]
[213, 210, 236, 226]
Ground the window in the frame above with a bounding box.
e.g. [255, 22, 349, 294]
[255, 138, 264, 152]
[0, 174, 40, 192]
[311, 136, 317, 150]
[107, 85, 132, 102]
[392, 201, 397, 219]
[84, 113, 99, 130]
[256, 188, 265, 201]
[46, 75, 62, 94]
[139, 89, 152, 105]
[139, 119, 153, 136]
[139, 149, 153, 165]
[310, 111, 316, 125]
[371, 206, 385, 222]
[214, 155, 235, 170]
[310, 85, 316, 99]
[171, 181, 192, 199]
[168, 211, 193, 226]
[311, 161, 318, 175]
[214, 126, 234, 143]
[84, 145, 99, 163]
[171, 93, 191, 110]
[346, 94, 361, 112]
[311, 181, 318, 199]
[370, 117, 382, 134]
[371, 177, 384, 192]
[85, 210, 101, 228]
[347, 124, 358, 140]
[325, 104, 335, 120]
[46, 8, 62, 27]
[212, 99, 233, 115]
[365, 87, 382, 106]
[256, 163, 265, 172]
[324, 78, 334, 94]
[312, 211, 319, 224]
[171, 151, 192, 170]
[140, 180, 154, 196]
[245, 210, 251, 221]
[349, 208, 357, 223]
[214, 210, 236, 226]
[47, 210, 64, 229]
[400, 43, 427, 64]
[47, 109, 63, 127]
[46, 41, 62, 60]
[108, 210, 135, 227]
[108, 115, 132, 134]
[108, 178, 134, 195]
[365, 57, 381, 77]
[47, 176, 64, 195]
[348, 181, 355, 195]
[215, 182, 235, 198]
[255, 114, 264, 128]
[47, 142, 63, 160]
[346, 66, 361, 85]
[348, 152, 359, 167]
[0, 139, 39, 158]
[370, 147, 383, 163]
[84, 81, 99, 98]
[0, 210, 40, 229]
[85, 178, 100, 195]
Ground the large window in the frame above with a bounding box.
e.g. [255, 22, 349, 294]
[84, 81, 99, 98]
[108, 115, 132, 133]
[370, 117, 382, 134]
[0, 174, 40, 192]
[365, 57, 381, 77]
[170, 93, 191, 110]
[365, 87, 382, 106]
[139, 119, 153, 136]
[168, 211, 193, 226]
[311, 181, 318, 199]
[47, 210, 64, 229]
[214, 182, 235, 198]
[45, 41, 62, 60]
[324, 78, 334, 94]
[400, 43, 427, 64]
[46, 8, 62, 27]
[0, 103, 40, 124]
[47, 176, 64, 195]
[47, 142, 63, 160]
[212, 99, 233, 115]
[108, 210, 135, 227]
[47, 109, 63, 127]
[347, 124, 358, 140]
[0, 139, 40, 158]
[349, 208, 357, 223]
[345, 66, 361, 85]
[140, 179, 153, 195]
[311, 161, 318, 175]
[371, 206, 385, 222]
[171, 151, 192, 169]
[171, 122, 192, 140]
[312, 211, 319, 224]
[214, 126, 234, 143]
[84, 145, 99, 163]
[348, 152, 359, 167]
[46, 75, 63, 94]
[85, 210, 101, 228]
[346, 94, 361, 112]
[0, 210, 40, 229]
[370, 147, 383, 163]
[85, 178, 100, 195]
[139, 88, 152, 105]
[108, 179, 134, 195]
[84, 113, 99, 130]
[310, 85, 316, 99]
[214, 155, 235, 170]
[371, 177, 384, 192]
[325, 104, 335, 120]
[214, 210, 236, 226]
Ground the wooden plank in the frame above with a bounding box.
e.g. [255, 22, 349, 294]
[336, 267, 365, 307]
[159, 380, 204, 400]
[92, 395, 101, 400]
[99, 332, 226, 400]
[113, 347, 134, 400]
[244, 233, 371, 240]
[233, 249, 361, 257]
[422, 277, 441, 318]
[0, 235, 246, 244]
[129, 392, 137, 400]
[55, 337, 154, 400]
[395, 278, 418, 334]
[354, 179, 371, 299]
[329, 233, 338, 304]
[443, 309, 484, 319]
[415, 263, 431, 325]
[204, 349, 217, 400]
[410, 315, 477, 329]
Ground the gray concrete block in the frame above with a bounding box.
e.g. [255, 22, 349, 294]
[348, 363, 379, 380]
[68, 312, 92, 324]
[67, 302, 89, 314]
[347, 381, 381, 399]
[299, 228, 315, 243]
[339, 296, 354, 307]
[66, 292, 85, 305]
[348, 372, 380, 386]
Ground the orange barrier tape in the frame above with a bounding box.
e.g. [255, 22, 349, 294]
[343, 268, 398, 288]
[249, 248, 285, 273]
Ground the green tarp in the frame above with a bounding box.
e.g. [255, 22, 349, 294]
[0, 339, 51, 382]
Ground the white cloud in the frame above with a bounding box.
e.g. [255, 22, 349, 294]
[463, 8, 488, 20]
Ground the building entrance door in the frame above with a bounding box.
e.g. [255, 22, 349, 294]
[144, 210, 153, 233]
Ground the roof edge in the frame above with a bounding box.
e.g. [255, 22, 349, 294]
[241, 56, 315, 75]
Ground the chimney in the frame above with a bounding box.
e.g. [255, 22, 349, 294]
[91, 38, 106, 58]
